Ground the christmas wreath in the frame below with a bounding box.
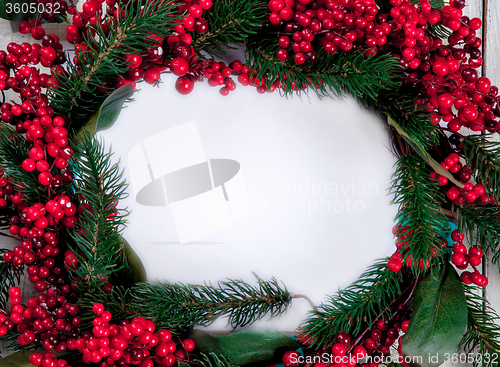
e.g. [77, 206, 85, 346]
[1, 0, 500, 366]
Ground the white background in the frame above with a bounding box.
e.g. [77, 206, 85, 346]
[98, 74, 398, 331]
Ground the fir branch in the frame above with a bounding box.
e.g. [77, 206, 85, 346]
[361, 87, 444, 150]
[0, 249, 21, 310]
[301, 259, 404, 349]
[460, 285, 500, 367]
[389, 155, 449, 274]
[48, 0, 180, 133]
[0, 133, 46, 202]
[193, 0, 268, 58]
[179, 353, 238, 367]
[245, 33, 401, 100]
[459, 204, 500, 264]
[68, 135, 132, 292]
[77, 275, 291, 333]
[463, 134, 500, 202]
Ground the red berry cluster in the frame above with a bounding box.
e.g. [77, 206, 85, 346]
[430, 153, 490, 205]
[449, 229, 488, 287]
[1, 286, 81, 354]
[270, 0, 383, 65]
[29, 352, 69, 367]
[387, 224, 445, 273]
[287, 322, 411, 367]
[44, 303, 196, 366]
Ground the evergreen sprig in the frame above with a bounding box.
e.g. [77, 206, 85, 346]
[459, 204, 500, 265]
[463, 134, 500, 202]
[77, 275, 291, 334]
[389, 155, 449, 273]
[179, 353, 237, 367]
[0, 133, 46, 202]
[360, 87, 444, 150]
[460, 285, 500, 367]
[68, 135, 132, 292]
[301, 259, 404, 349]
[0, 249, 21, 310]
[245, 33, 401, 101]
[192, 0, 268, 58]
[48, 0, 180, 133]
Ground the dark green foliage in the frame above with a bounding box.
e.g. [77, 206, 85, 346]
[390, 155, 449, 274]
[362, 88, 444, 150]
[189, 329, 301, 366]
[179, 353, 238, 367]
[463, 134, 500, 202]
[48, 0, 179, 133]
[246, 35, 401, 101]
[0, 133, 46, 203]
[401, 264, 467, 367]
[0, 249, 20, 310]
[68, 135, 132, 292]
[77, 275, 291, 334]
[460, 286, 500, 367]
[459, 204, 500, 265]
[129, 276, 291, 330]
[301, 259, 404, 349]
[193, 0, 268, 58]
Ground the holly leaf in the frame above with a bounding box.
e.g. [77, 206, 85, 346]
[0, 0, 36, 22]
[388, 116, 464, 188]
[189, 329, 301, 366]
[122, 237, 147, 283]
[74, 84, 134, 143]
[401, 263, 468, 367]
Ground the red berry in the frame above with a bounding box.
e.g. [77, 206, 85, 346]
[175, 76, 195, 95]
[282, 350, 300, 367]
[332, 343, 346, 357]
[144, 67, 161, 85]
[170, 57, 190, 77]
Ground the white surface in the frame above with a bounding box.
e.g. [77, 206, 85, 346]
[98, 75, 399, 331]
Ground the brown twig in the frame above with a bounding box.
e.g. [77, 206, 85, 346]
[291, 293, 318, 312]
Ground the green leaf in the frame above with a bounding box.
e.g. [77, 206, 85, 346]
[122, 237, 147, 283]
[388, 116, 464, 188]
[189, 329, 301, 365]
[74, 84, 134, 142]
[0, 350, 66, 367]
[0, 0, 36, 22]
[401, 263, 468, 367]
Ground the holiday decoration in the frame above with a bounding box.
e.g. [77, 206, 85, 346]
[1, 0, 500, 366]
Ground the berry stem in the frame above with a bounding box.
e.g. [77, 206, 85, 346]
[346, 272, 419, 355]
[291, 293, 318, 312]
[0, 231, 23, 242]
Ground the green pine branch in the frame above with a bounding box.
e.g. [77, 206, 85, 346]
[463, 134, 500, 202]
[48, 0, 180, 133]
[192, 0, 268, 58]
[390, 155, 449, 274]
[459, 204, 500, 265]
[77, 275, 291, 334]
[300, 259, 404, 349]
[361, 87, 444, 150]
[460, 285, 500, 367]
[245, 33, 401, 100]
[0, 133, 46, 203]
[68, 135, 132, 292]
[180, 353, 237, 367]
[0, 249, 21, 310]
